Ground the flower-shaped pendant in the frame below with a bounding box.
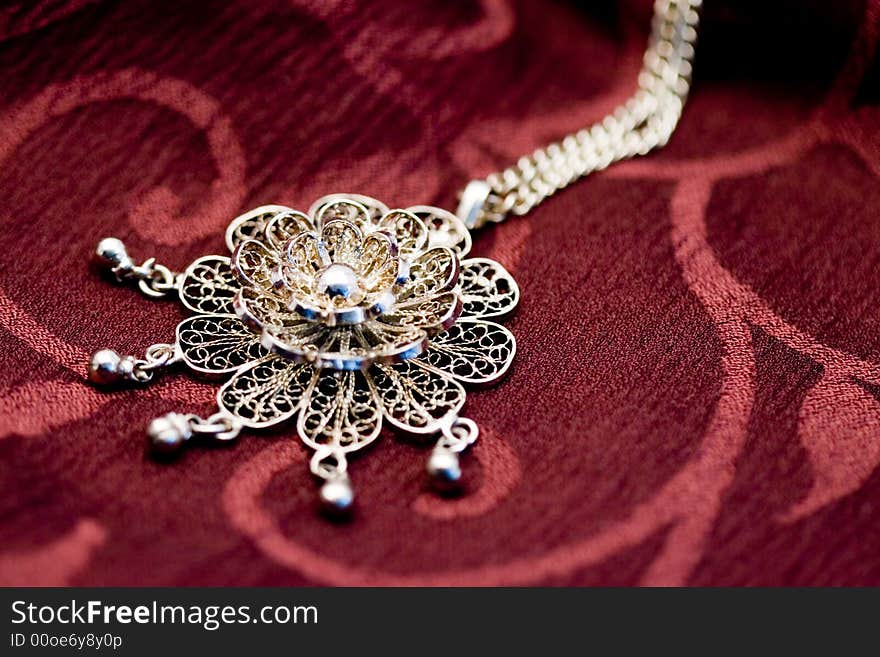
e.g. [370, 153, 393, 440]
[89, 194, 518, 514]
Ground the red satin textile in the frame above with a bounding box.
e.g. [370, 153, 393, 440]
[0, 0, 878, 585]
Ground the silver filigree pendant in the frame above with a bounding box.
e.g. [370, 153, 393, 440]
[88, 194, 518, 515]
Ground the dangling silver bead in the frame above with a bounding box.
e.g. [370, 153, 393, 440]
[87, 349, 122, 385]
[94, 237, 133, 277]
[427, 447, 462, 491]
[116, 355, 138, 380]
[319, 475, 354, 516]
[147, 413, 192, 456]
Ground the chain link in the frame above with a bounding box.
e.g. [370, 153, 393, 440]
[438, 416, 479, 453]
[132, 343, 179, 381]
[187, 412, 241, 442]
[310, 447, 349, 481]
[459, 0, 701, 228]
[133, 258, 181, 298]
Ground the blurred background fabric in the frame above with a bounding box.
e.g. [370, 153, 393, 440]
[0, 0, 878, 586]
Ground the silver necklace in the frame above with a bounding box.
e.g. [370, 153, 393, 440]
[88, 1, 701, 515]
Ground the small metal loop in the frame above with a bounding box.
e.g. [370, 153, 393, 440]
[132, 257, 157, 279]
[189, 412, 241, 442]
[145, 342, 174, 360]
[145, 342, 180, 369]
[310, 448, 349, 480]
[150, 264, 178, 291]
[129, 364, 155, 384]
[120, 342, 179, 384]
[438, 416, 479, 453]
[139, 343, 178, 372]
[137, 262, 178, 298]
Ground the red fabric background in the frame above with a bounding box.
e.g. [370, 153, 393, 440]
[0, 0, 879, 586]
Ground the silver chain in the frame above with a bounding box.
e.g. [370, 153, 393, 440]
[458, 0, 701, 229]
[130, 258, 181, 298]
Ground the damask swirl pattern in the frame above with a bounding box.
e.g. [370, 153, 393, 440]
[0, 0, 878, 586]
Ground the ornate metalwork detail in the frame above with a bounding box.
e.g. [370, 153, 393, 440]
[419, 320, 516, 385]
[298, 370, 382, 451]
[218, 357, 314, 427]
[408, 205, 472, 257]
[89, 194, 518, 514]
[460, 258, 519, 319]
[177, 314, 265, 374]
[179, 256, 238, 315]
[370, 360, 466, 434]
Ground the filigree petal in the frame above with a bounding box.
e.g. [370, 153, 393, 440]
[233, 288, 313, 332]
[369, 360, 466, 434]
[264, 210, 314, 249]
[261, 322, 332, 364]
[358, 232, 399, 292]
[379, 209, 429, 259]
[459, 257, 520, 319]
[321, 219, 363, 266]
[407, 205, 472, 257]
[418, 319, 516, 385]
[177, 314, 266, 374]
[232, 239, 281, 292]
[309, 194, 388, 232]
[179, 255, 240, 315]
[399, 247, 460, 301]
[284, 231, 327, 278]
[225, 205, 298, 252]
[379, 292, 462, 332]
[217, 356, 314, 428]
[298, 370, 382, 452]
[313, 198, 372, 233]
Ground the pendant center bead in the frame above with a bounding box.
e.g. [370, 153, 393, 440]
[316, 263, 363, 304]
